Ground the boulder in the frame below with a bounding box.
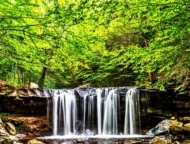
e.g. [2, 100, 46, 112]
[169, 119, 183, 134]
[29, 83, 39, 89]
[183, 122, 190, 132]
[150, 136, 167, 144]
[147, 119, 170, 136]
[27, 139, 44, 144]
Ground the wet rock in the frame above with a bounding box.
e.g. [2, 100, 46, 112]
[147, 119, 170, 136]
[150, 136, 167, 144]
[5, 122, 16, 135]
[27, 139, 44, 144]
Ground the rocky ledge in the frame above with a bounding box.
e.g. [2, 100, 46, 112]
[0, 114, 50, 144]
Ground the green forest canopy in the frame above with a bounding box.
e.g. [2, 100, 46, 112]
[0, 0, 190, 90]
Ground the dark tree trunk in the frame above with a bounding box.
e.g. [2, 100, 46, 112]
[38, 66, 48, 88]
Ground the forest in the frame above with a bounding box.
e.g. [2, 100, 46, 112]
[0, 0, 189, 90]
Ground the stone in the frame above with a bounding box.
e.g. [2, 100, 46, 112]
[131, 140, 143, 144]
[29, 82, 39, 89]
[169, 119, 183, 134]
[1, 138, 14, 144]
[182, 140, 190, 144]
[0, 118, 5, 131]
[178, 116, 190, 122]
[147, 119, 170, 136]
[183, 122, 190, 132]
[0, 129, 9, 136]
[5, 122, 16, 135]
[27, 139, 44, 144]
[150, 136, 167, 144]
[0, 137, 6, 143]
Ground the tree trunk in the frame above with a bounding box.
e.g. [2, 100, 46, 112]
[38, 66, 48, 88]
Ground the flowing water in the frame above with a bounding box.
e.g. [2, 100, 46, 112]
[50, 87, 142, 136]
[52, 89, 76, 135]
[39, 87, 151, 143]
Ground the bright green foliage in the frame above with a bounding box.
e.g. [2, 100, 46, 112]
[0, 0, 189, 90]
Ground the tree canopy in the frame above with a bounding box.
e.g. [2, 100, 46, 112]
[0, 0, 190, 90]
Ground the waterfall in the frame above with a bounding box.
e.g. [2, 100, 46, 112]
[50, 87, 144, 136]
[124, 87, 141, 134]
[82, 89, 96, 134]
[52, 89, 76, 135]
[96, 88, 119, 135]
[96, 88, 102, 135]
[102, 89, 118, 134]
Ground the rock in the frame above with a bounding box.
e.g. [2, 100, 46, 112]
[183, 122, 190, 132]
[1, 138, 14, 144]
[0, 119, 5, 131]
[150, 136, 167, 144]
[0, 129, 9, 136]
[131, 140, 143, 144]
[27, 139, 44, 144]
[0, 80, 15, 95]
[179, 116, 190, 122]
[29, 83, 39, 89]
[169, 119, 183, 134]
[147, 119, 170, 136]
[182, 140, 190, 144]
[0, 137, 6, 143]
[5, 122, 16, 135]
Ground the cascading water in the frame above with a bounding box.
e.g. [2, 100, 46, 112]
[50, 87, 145, 136]
[52, 89, 76, 135]
[124, 87, 141, 135]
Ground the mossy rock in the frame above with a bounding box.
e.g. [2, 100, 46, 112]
[27, 139, 44, 144]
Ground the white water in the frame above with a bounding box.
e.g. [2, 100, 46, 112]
[52, 90, 76, 135]
[102, 89, 118, 134]
[51, 87, 142, 136]
[124, 87, 141, 134]
[96, 88, 102, 135]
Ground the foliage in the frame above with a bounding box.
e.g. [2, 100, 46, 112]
[0, 0, 189, 90]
